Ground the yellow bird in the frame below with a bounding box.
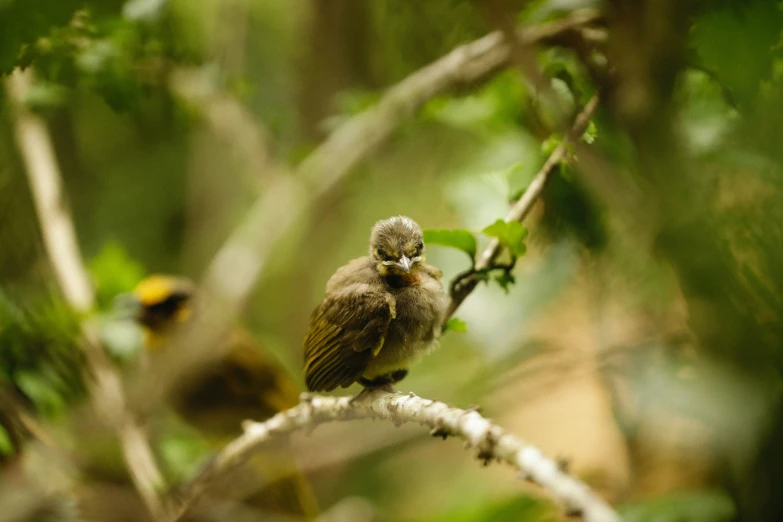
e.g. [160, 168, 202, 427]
[129, 275, 318, 520]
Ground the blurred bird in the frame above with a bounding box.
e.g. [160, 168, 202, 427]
[128, 275, 318, 521]
[304, 216, 448, 392]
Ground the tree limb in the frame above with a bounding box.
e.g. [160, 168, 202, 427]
[178, 390, 620, 522]
[5, 68, 170, 521]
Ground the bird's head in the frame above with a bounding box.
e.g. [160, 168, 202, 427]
[116, 275, 195, 335]
[369, 216, 426, 281]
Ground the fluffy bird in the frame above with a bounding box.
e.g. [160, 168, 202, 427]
[129, 275, 318, 520]
[304, 216, 448, 392]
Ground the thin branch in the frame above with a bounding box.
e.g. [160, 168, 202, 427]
[445, 93, 600, 319]
[5, 68, 170, 521]
[179, 391, 620, 522]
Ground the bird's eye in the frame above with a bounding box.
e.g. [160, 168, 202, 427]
[375, 248, 385, 259]
[416, 241, 423, 251]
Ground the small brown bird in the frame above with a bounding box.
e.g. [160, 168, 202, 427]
[304, 216, 448, 392]
[129, 275, 319, 520]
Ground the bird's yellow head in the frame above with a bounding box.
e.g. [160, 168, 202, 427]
[131, 275, 195, 333]
[369, 216, 425, 280]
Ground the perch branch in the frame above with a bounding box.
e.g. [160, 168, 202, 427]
[5, 68, 169, 521]
[445, 93, 600, 319]
[178, 391, 620, 522]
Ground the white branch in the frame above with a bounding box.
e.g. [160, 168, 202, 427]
[5, 70, 94, 312]
[181, 391, 620, 522]
[5, 68, 170, 521]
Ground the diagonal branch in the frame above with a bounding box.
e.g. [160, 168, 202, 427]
[5, 68, 170, 521]
[446, 93, 600, 319]
[178, 391, 620, 522]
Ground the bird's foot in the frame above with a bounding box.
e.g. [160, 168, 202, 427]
[352, 376, 402, 404]
[350, 386, 379, 404]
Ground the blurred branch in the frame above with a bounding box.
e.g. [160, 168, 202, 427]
[5, 68, 170, 521]
[176, 390, 620, 522]
[446, 94, 600, 319]
[295, 8, 601, 195]
[169, 66, 286, 187]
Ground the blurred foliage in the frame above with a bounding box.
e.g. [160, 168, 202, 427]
[0, 0, 783, 521]
[621, 489, 735, 522]
[87, 241, 146, 310]
[0, 289, 84, 419]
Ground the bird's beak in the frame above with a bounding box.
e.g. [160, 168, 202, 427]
[395, 255, 412, 273]
[112, 292, 143, 320]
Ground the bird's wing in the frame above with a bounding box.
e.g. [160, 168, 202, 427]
[303, 286, 395, 392]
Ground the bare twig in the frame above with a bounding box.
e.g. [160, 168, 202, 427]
[5, 68, 169, 521]
[445, 93, 600, 319]
[180, 391, 620, 522]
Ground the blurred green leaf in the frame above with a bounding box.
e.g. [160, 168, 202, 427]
[427, 494, 557, 522]
[482, 219, 528, 257]
[582, 120, 598, 144]
[691, 1, 783, 107]
[494, 271, 516, 294]
[23, 82, 70, 110]
[88, 241, 146, 311]
[443, 317, 467, 333]
[621, 489, 735, 522]
[159, 431, 211, 483]
[15, 371, 67, 418]
[423, 228, 477, 261]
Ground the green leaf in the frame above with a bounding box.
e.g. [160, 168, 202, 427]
[443, 317, 467, 333]
[691, 1, 783, 107]
[582, 120, 598, 144]
[494, 271, 516, 294]
[423, 228, 477, 260]
[482, 219, 528, 257]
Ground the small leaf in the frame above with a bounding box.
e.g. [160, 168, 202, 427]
[423, 229, 477, 260]
[481, 219, 508, 239]
[582, 120, 598, 144]
[494, 271, 516, 294]
[444, 317, 467, 333]
[505, 221, 528, 257]
[482, 219, 528, 258]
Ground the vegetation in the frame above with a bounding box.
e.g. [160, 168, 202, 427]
[1, 0, 782, 521]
